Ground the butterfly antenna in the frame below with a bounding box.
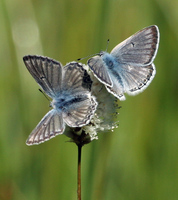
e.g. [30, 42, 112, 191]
[77, 53, 99, 61]
[39, 89, 51, 102]
[77, 39, 110, 61]
[106, 39, 110, 52]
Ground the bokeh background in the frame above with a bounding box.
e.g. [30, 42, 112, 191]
[0, 0, 178, 199]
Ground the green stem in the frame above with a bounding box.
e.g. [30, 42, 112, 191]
[77, 144, 82, 200]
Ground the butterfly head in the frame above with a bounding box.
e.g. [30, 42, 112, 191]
[99, 51, 106, 57]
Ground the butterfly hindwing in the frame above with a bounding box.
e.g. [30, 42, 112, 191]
[26, 110, 65, 146]
[106, 64, 156, 100]
[62, 95, 97, 127]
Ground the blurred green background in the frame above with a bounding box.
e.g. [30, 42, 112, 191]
[0, 0, 178, 199]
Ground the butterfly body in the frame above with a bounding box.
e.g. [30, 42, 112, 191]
[100, 52, 125, 87]
[100, 52, 118, 70]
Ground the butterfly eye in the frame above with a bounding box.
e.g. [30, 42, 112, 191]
[99, 51, 105, 56]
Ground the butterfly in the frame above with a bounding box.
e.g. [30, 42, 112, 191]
[23, 55, 97, 145]
[87, 25, 160, 100]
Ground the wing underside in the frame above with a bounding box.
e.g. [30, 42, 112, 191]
[106, 64, 156, 100]
[87, 56, 112, 86]
[23, 55, 63, 97]
[111, 25, 159, 66]
[63, 95, 97, 127]
[26, 110, 65, 145]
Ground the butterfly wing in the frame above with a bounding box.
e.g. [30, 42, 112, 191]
[106, 63, 156, 100]
[63, 62, 93, 93]
[62, 94, 97, 127]
[61, 62, 97, 127]
[87, 56, 112, 86]
[23, 55, 63, 98]
[26, 110, 65, 145]
[121, 63, 156, 96]
[110, 25, 159, 66]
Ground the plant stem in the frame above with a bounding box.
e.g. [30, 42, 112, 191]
[77, 144, 82, 200]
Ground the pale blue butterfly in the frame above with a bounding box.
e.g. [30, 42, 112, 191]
[23, 55, 97, 145]
[87, 25, 160, 100]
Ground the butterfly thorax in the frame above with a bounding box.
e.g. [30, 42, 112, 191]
[51, 93, 88, 113]
[100, 51, 117, 70]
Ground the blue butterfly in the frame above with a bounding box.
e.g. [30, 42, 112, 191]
[23, 55, 97, 145]
[88, 25, 160, 100]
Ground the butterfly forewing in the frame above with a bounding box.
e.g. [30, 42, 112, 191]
[23, 55, 63, 98]
[111, 25, 159, 66]
[26, 110, 65, 145]
[63, 62, 92, 94]
[87, 56, 112, 86]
